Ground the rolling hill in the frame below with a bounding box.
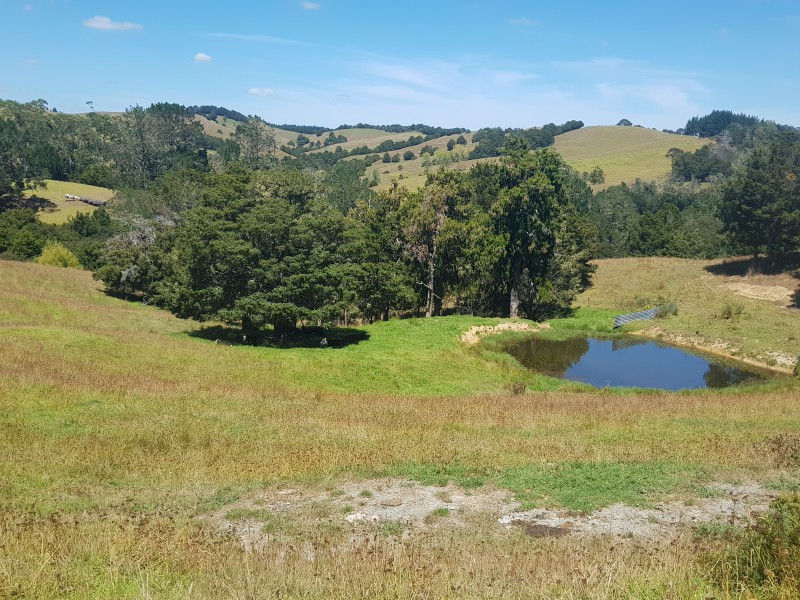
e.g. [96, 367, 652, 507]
[553, 125, 709, 190]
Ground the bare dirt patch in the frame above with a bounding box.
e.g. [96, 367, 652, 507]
[499, 482, 775, 540]
[725, 281, 794, 303]
[207, 478, 778, 551]
[460, 321, 550, 345]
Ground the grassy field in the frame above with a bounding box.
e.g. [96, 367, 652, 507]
[554, 126, 709, 191]
[1, 258, 799, 598]
[24, 179, 115, 224]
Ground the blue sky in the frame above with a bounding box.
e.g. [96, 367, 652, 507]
[3, 0, 800, 130]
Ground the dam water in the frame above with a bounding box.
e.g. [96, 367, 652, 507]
[505, 336, 779, 390]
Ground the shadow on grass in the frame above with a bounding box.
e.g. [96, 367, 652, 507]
[0, 194, 57, 213]
[705, 253, 800, 277]
[188, 324, 370, 349]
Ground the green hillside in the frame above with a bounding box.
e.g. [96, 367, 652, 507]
[554, 125, 709, 190]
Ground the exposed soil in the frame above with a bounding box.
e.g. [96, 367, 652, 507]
[460, 321, 550, 345]
[208, 478, 779, 551]
[635, 325, 796, 373]
[725, 281, 795, 304]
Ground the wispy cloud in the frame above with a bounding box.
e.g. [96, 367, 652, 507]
[360, 62, 446, 90]
[194, 52, 212, 62]
[488, 69, 539, 85]
[23, 58, 40, 66]
[509, 17, 538, 27]
[82, 16, 142, 31]
[206, 32, 308, 45]
[596, 80, 707, 112]
[300, 1, 320, 9]
[248, 87, 275, 96]
[22, 4, 33, 11]
[552, 57, 628, 71]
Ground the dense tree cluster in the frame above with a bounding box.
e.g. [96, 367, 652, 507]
[93, 145, 595, 337]
[339, 123, 468, 137]
[469, 121, 583, 159]
[588, 181, 726, 259]
[187, 105, 249, 123]
[684, 110, 761, 138]
[668, 145, 733, 182]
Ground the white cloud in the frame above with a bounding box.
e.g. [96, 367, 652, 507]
[509, 17, 538, 26]
[82, 16, 142, 31]
[248, 87, 275, 96]
[300, 1, 320, 9]
[22, 4, 33, 11]
[194, 52, 212, 62]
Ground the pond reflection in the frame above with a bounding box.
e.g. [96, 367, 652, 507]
[506, 336, 774, 390]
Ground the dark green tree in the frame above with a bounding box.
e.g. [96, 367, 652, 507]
[492, 143, 569, 317]
[720, 131, 800, 262]
[233, 116, 276, 171]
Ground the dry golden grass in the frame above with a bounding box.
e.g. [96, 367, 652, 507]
[554, 126, 709, 191]
[1, 514, 717, 599]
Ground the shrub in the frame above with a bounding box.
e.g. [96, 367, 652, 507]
[719, 300, 746, 320]
[505, 382, 526, 395]
[707, 493, 800, 595]
[35, 240, 82, 269]
[656, 302, 678, 318]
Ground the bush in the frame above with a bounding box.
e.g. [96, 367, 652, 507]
[35, 240, 82, 268]
[708, 494, 800, 595]
[719, 300, 746, 320]
[656, 302, 678, 318]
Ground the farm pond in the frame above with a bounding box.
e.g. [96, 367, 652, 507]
[505, 336, 783, 390]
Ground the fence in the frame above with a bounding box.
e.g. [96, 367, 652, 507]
[613, 307, 659, 329]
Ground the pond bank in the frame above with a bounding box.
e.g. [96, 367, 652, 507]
[632, 325, 796, 375]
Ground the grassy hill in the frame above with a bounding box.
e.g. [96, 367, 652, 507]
[369, 125, 709, 192]
[554, 125, 709, 190]
[24, 179, 115, 224]
[1, 257, 798, 596]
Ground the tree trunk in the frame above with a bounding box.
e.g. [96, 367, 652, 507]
[241, 316, 258, 345]
[274, 319, 295, 339]
[509, 261, 521, 318]
[425, 232, 437, 318]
